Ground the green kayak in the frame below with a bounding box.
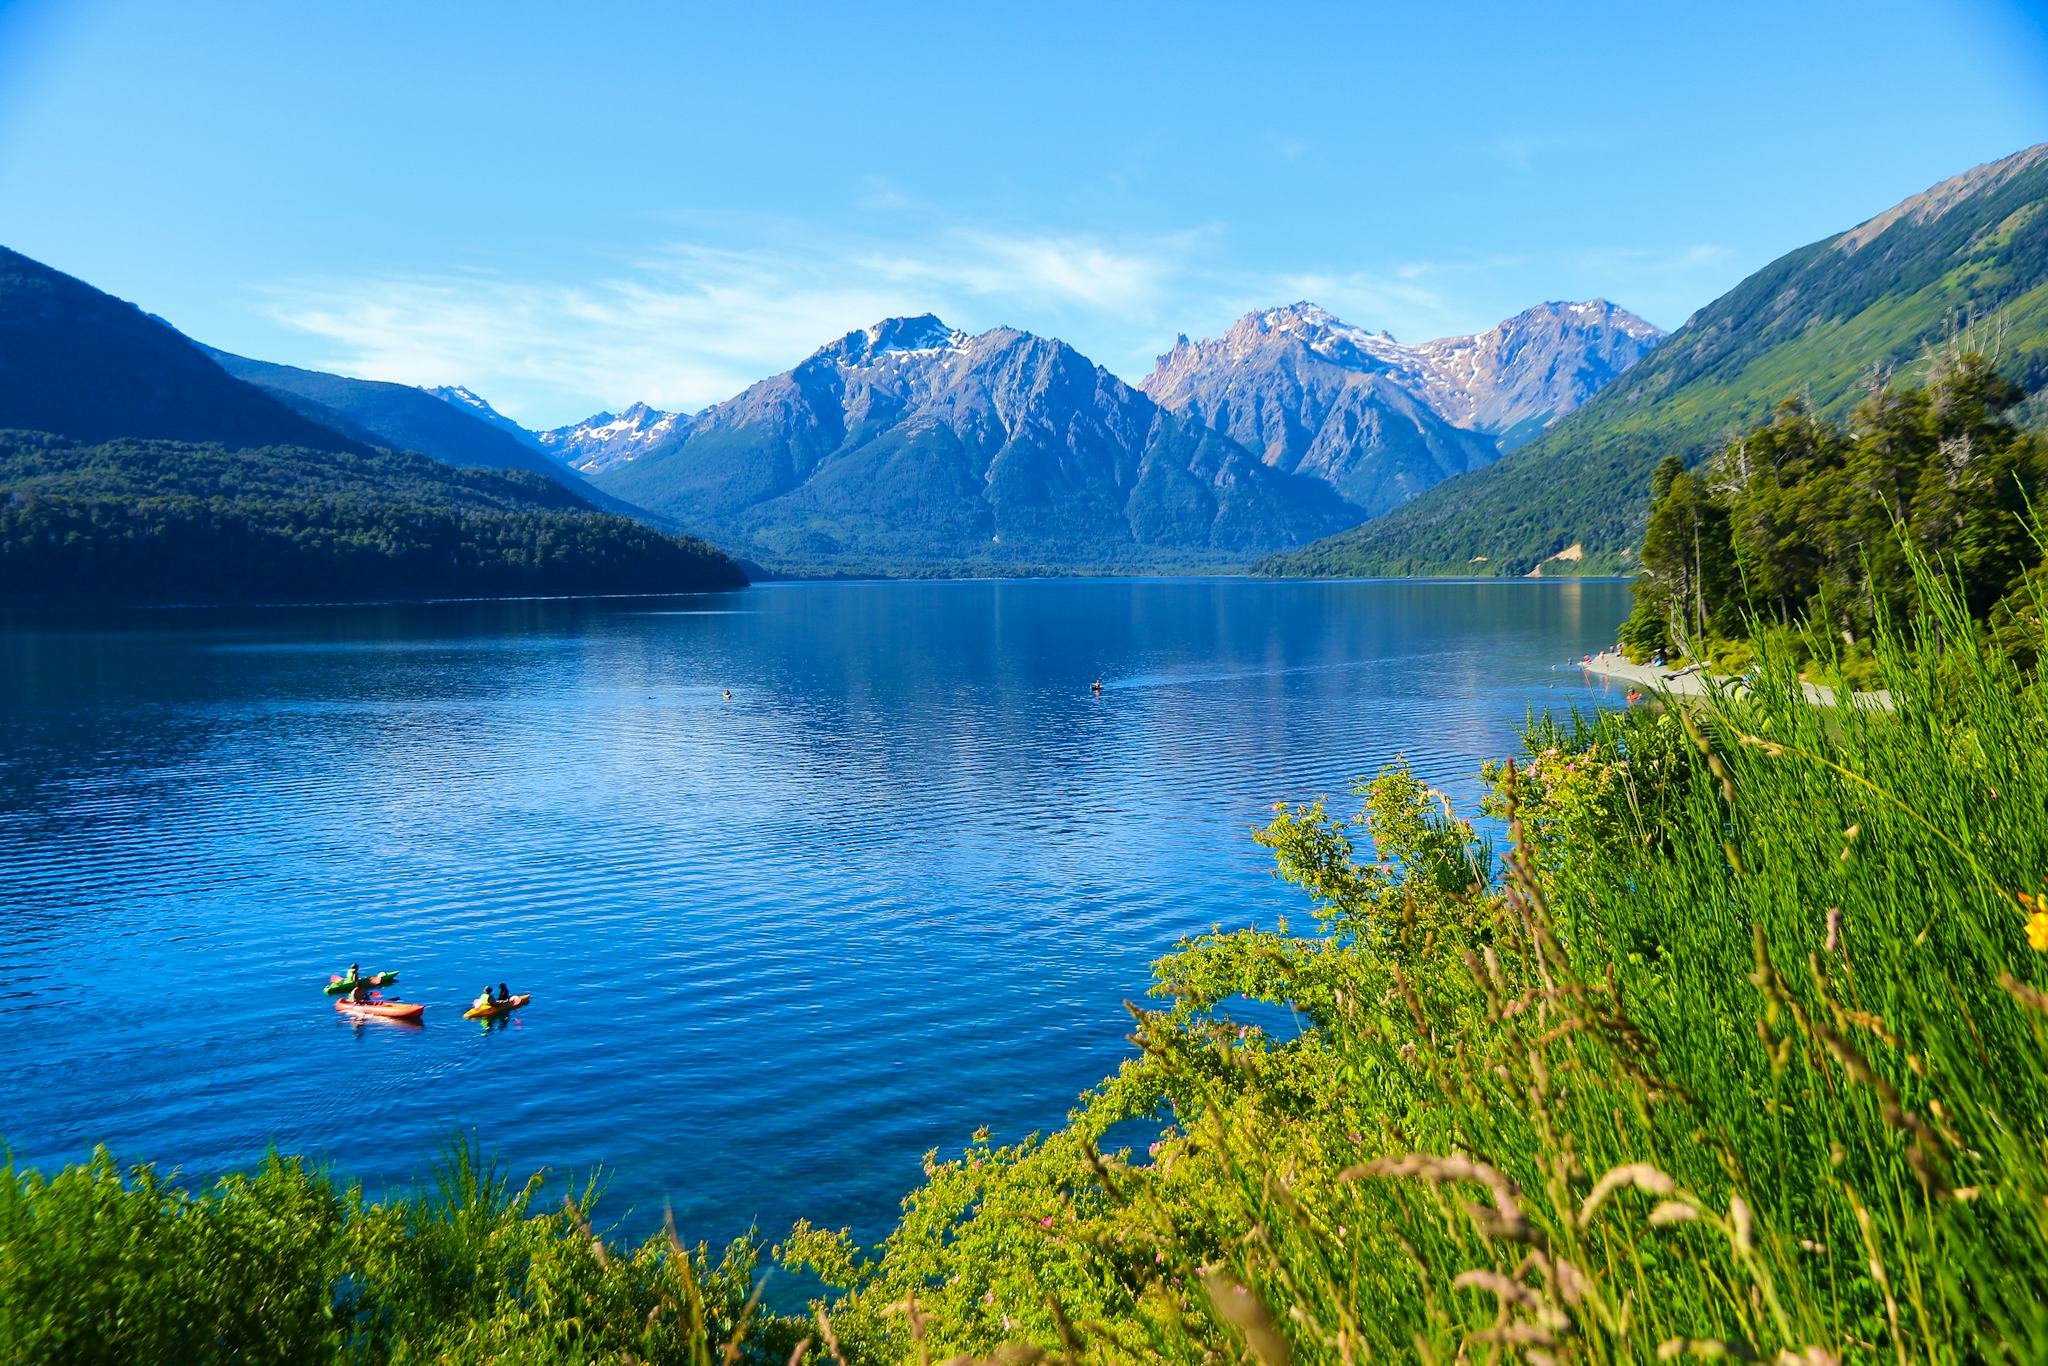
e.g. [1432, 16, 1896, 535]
[325, 970, 399, 995]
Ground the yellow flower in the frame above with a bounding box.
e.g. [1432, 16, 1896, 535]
[2029, 909, 2048, 953]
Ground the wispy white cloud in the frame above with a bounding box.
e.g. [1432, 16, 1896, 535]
[856, 230, 1181, 316]
[257, 224, 1196, 425]
[254, 216, 1737, 426]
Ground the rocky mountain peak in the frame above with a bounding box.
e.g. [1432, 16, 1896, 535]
[1413, 301, 1665, 439]
[1205, 302, 1406, 369]
[535, 402, 689, 475]
[820, 314, 970, 367]
[1140, 297, 1664, 514]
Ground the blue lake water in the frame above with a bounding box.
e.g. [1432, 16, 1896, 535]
[0, 577, 1630, 1258]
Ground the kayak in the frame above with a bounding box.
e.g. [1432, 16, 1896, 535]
[463, 993, 530, 1020]
[335, 997, 425, 1021]
[325, 971, 398, 995]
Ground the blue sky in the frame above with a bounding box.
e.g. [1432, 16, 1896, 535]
[2, 0, 2045, 426]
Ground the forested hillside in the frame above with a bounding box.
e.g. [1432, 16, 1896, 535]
[0, 432, 746, 605]
[1260, 144, 2048, 578]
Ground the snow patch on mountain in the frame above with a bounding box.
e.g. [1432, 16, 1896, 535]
[538, 402, 689, 474]
[425, 384, 546, 449]
[821, 313, 972, 367]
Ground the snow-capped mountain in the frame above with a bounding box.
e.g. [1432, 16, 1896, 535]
[425, 384, 546, 450]
[537, 402, 689, 475]
[1409, 300, 1666, 443]
[587, 313, 1360, 570]
[1141, 301, 1663, 516]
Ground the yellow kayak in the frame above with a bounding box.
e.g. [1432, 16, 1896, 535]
[463, 993, 530, 1020]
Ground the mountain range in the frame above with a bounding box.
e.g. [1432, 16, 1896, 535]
[578, 315, 1363, 570]
[1139, 300, 1660, 517]
[451, 300, 1655, 569]
[0, 247, 744, 603]
[1261, 143, 2048, 578]
[10, 140, 2043, 590]
[0, 244, 1673, 579]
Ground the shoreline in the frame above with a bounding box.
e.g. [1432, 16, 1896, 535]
[1576, 649, 1892, 710]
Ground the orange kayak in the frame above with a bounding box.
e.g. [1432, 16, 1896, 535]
[335, 997, 425, 1021]
[464, 993, 530, 1020]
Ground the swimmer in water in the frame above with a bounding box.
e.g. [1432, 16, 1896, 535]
[723, 689, 732, 701]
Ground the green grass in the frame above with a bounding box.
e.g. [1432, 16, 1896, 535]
[6, 560, 2048, 1364]
[0, 1139, 792, 1364]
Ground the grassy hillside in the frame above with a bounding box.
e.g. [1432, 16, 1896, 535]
[1260, 145, 2048, 578]
[0, 432, 746, 605]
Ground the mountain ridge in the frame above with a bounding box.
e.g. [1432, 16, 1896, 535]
[589, 315, 1363, 572]
[203, 348, 660, 521]
[0, 247, 370, 456]
[1258, 143, 2048, 579]
[540, 402, 690, 474]
[1138, 299, 1662, 517]
[0, 245, 747, 602]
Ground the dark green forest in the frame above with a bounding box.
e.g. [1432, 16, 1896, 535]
[0, 433, 747, 605]
[1618, 351, 2046, 669]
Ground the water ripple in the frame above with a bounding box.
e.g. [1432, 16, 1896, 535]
[0, 578, 1629, 1255]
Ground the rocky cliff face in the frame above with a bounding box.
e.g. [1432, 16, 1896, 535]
[1141, 300, 1662, 515]
[590, 315, 1362, 570]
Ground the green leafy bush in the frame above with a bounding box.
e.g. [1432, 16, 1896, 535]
[0, 1140, 789, 1365]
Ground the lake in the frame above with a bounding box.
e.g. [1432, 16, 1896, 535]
[0, 577, 1630, 1257]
